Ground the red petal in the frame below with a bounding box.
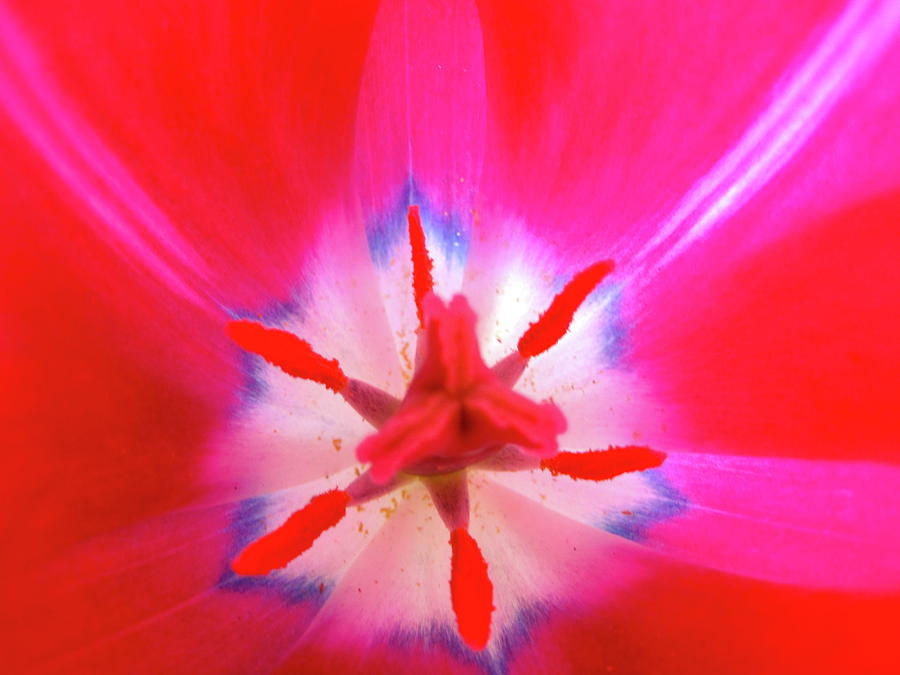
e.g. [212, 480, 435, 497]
[521, 559, 900, 675]
[2, 0, 380, 310]
[627, 193, 900, 461]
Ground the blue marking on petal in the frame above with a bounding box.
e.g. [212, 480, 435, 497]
[365, 177, 470, 269]
[598, 283, 627, 366]
[217, 496, 333, 606]
[600, 468, 689, 541]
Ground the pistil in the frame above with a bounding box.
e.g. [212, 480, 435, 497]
[225, 204, 664, 651]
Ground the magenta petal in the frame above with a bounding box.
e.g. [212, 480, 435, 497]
[646, 452, 900, 590]
[476, 0, 900, 260]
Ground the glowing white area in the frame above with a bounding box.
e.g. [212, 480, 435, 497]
[486, 466, 661, 533]
[0, 6, 213, 307]
[479, 266, 544, 361]
[459, 216, 559, 363]
[634, 0, 900, 274]
[203, 217, 403, 503]
[270, 474, 651, 664]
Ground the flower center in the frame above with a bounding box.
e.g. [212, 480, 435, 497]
[357, 292, 567, 482]
[225, 205, 664, 651]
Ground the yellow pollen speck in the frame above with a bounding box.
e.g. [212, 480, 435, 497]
[399, 341, 413, 380]
[332, 438, 343, 452]
[380, 497, 400, 519]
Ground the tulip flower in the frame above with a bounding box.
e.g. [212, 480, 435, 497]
[2, 0, 899, 673]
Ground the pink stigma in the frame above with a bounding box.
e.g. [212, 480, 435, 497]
[356, 293, 566, 484]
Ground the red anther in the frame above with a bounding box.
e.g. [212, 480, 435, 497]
[517, 260, 615, 358]
[231, 490, 351, 575]
[540, 445, 666, 481]
[450, 528, 494, 651]
[227, 319, 348, 393]
[407, 205, 434, 329]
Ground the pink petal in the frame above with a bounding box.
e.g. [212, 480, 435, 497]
[353, 0, 486, 246]
[647, 452, 900, 590]
[349, 0, 487, 362]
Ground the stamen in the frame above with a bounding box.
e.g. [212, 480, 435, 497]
[517, 260, 615, 358]
[345, 470, 409, 504]
[231, 489, 350, 575]
[425, 474, 470, 530]
[341, 378, 401, 428]
[450, 528, 494, 651]
[490, 351, 529, 387]
[407, 205, 434, 329]
[540, 446, 666, 481]
[226, 320, 348, 393]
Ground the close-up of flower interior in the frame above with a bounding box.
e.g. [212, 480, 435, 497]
[2, 0, 899, 673]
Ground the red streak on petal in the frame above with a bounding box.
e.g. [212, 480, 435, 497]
[231, 490, 350, 575]
[540, 446, 666, 481]
[517, 260, 615, 358]
[408, 205, 434, 329]
[226, 319, 348, 392]
[450, 528, 494, 651]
